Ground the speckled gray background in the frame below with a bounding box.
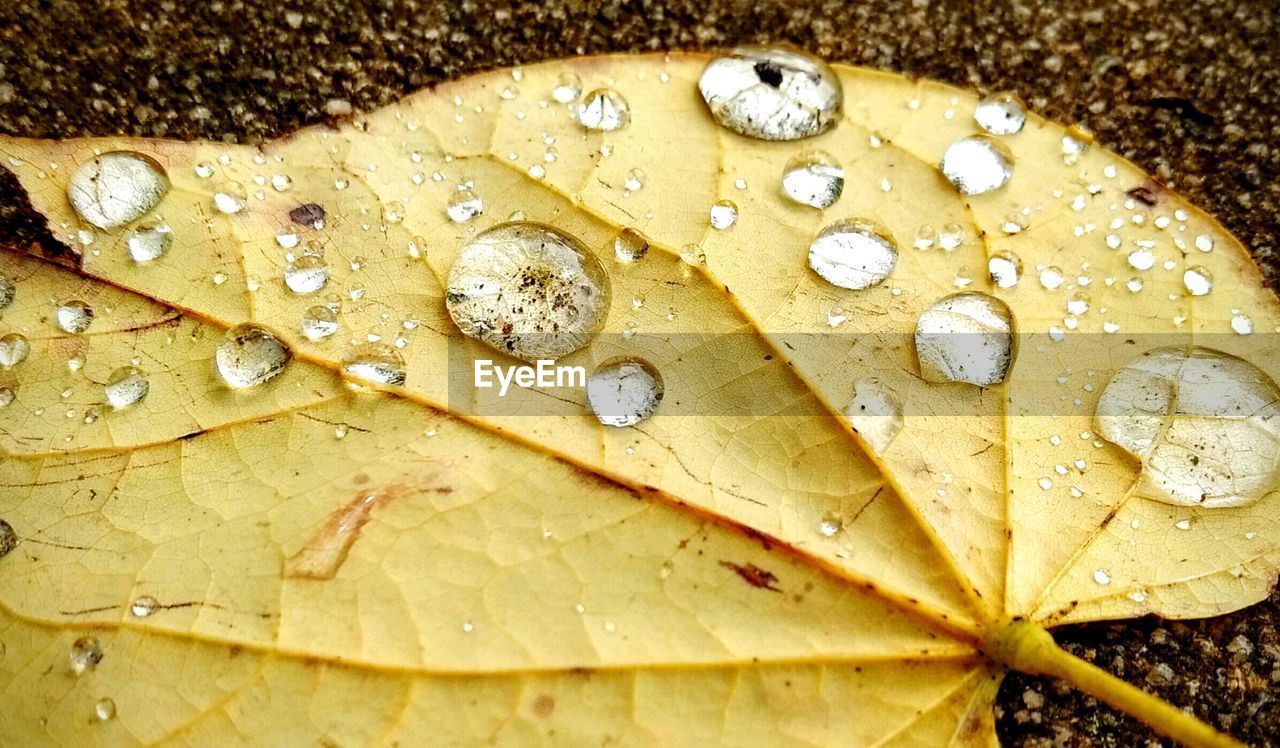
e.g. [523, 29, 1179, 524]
[0, 1, 1277, 744]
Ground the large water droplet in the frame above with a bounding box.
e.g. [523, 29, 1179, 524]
[577, 88, 631, 131]
[0, 333, 30, 367]
[915, 292, 1015, 386]
[807, 219, 899, 290]
[612, 228, 649, 262]
[126, 222, 173, 263]
[341, 342, 406, 386]
[446, 222, 610, 360]
[973, 93, 1027, 135]
[215, 325, 290, 388]
[301, 305, 339, 340]
[284, 255, 330, 295]
[698, 46, 842, 141]
[69, 636, 103, 675]
[56, 300, 94, 334]
[586, 358, 663, 427]
[1094, 346, 1280, 508]
[104, 366, 149, 409]
[781, 151, 844, 209]
[842, 378, 903, 454]
[0, 519, 16, 558]
[941, 136, 1013, 195]
[67, 151, 169, 229]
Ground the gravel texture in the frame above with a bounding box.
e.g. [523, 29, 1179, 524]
[0, 1, 1277, 745]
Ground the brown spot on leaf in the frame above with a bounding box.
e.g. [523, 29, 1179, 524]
[531, 694, 556, 718]
[719, 561, 781, 592]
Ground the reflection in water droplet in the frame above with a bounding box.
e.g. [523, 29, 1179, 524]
[612, 228, 649, 262]
[284, 255, 331, 295]
[709, 200, 739, 229]
[447, 189, 484, 222]
[915, 292, 1014, 386]
[67, 151, 169, 229]
[95, 698, 116, 722]
[842, 378, 903, 454]
[781, 151, 844, 209]
[301, 305, 339, 340]
[215, 325, 290, 388]
[818, 515, 841, 537]
[1093, 569, 1111, 585]
[941, 136, 1012, 195]
[56, 300, 94, 334]
[698, 46, 842, 140]
[70, 636, 103, 674]
[0, 519, 16, 557]
[973, 93, 1027, 135]
[577, 88, 631, 131]
[587, 358, 663, 427]
[0, 333, 30, 367]
[0, 276, 16, 311]
[988, 251, 1022, 288]
[104, 367, 149, 409]
[126, 223, 173, 263]
[341, 342, 406, 386]
[131, 595, 158, 617]
[551, 72, 583, 104]
[808, 219, 898, 290]
[213, 184, 247, 214]
[1183, 266, 1213, 296]
[1039, 266, 1064, 290]
[1095, 346, 1280, 508]
[446, 222, 610, 360]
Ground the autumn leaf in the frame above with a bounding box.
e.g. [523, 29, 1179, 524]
[1, 50, 1277, 746]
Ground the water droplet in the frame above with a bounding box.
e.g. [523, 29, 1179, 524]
[301, 305, 339, 340]
[341, 342, 406, 386]
[194, 162, 215, 178]
[1194, 234, 1215, 252]
[914, 292, 1015, 386]
[1127, 249, 1155, 271]
[1066, 293, 1090, 316]
[215, 324, 290, 388]
[0, 388, 12, 409]
[587, 358, 663, 427]
[842, 378, 903, 454]
[1095, 346, 1280, 507]
[70, 636, 103, 674]
[270, 174, 293, 192]
[0, 519, 16, 558]
[1182, 266, 1213, 296]
[446, 222, 610, 359]
[446, 189, 484, 222]
[577, 88, 631, 131]
[612, 228, 649, 262]
[623, 168, 644, 192]
[973, 92, 1027, 135]
[126, 223, 173, 263]
[104, 367, 148, 409]
[1231, 313, 1253, 335]
[781, 151, 844, 209]
[679, 244, 706, 266]
[818, 515, 842, 537]
[709, 200, 738, 229]
[0, 276, 13, 312]
[130, 595, 158, 617]
[698, 46, 842, 140]
[807, 219, 899, 290]
[213, 185, 247, 214]
[67, 151, 169, 229]
[55, 300, 94, 334]
[988, 251, 1022, 288]
[95, 698, 116, 722]
[941, 136, 1012, 195]
[1093, 569, 1111, 585]
[549, 72, 584, 104]
[0, 333, 30, 368]
[284, 255, 331, 295]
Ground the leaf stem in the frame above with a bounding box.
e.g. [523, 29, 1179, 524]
[990, 620, 1244, 748]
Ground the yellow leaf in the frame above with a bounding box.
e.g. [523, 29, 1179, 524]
[1, 51, 1275, 746]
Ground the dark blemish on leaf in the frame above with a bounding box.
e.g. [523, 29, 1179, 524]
[719, 561, 781, 592]
[289, 202, 327, 229]
[532, 694, 556, 718]
[1126, 185, 1158, 207]
[58, 604, 120, 616]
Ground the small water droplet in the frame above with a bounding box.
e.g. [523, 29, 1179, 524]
[914, 292, 1014, 386]
[270, 174, 293, 192]
[213, 185, 247, 214]
[1095, 346, 1280, 507]
[126, 222, 173, 263]
[623, 168, 644, 192]
[0, 519, 17, 557]
[551, 72, 583, 104]
[284, 255, 331, 295]
[698, 46, 841, 140]
[301, 305, 339, 340]
[194, 162, 215, 178]
[104, 366, 149, 409]
[587, 358, 663, 427]
[1194, 234, 1215, 252]
[679, 244, 706, 266]
[781, 151, 844, 209]
[95, 698, 116, 722]
[818, 515, 842, 537]
[709, 200, 738, 229]
[1093, 569, 1111, 585]
[215, 324, 290, 389]
[446, 222, 610, 359]
[807, 219, 899, 290]
[0, 388, 13, 409]
[70, 636, 103, 674]
[842, 378, 903, 454]
[131, 595, 158, 617]
[54, 300, 94, 334]
[941, 136, 1013, 195]
[0, 276, 13, 312]
[1127, 249, 1155, 271]
[1066, 292, 1090, 316]
[446, 189, 484, 222]
[973, 92, 1027, 135]
[1182, 266, 1213, 296]
[1231, 313, 1253, 335]
[0, 333, 31, 368]
[67, 151, 169, 229]
[612, 228, 650, 262]
[577, 88, 631, 131]
[988, 251, 1023, 288]
[337, 342, 406, 387]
